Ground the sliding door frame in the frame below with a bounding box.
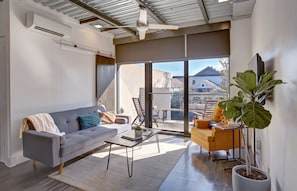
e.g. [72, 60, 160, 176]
[144, 62, 153, 128]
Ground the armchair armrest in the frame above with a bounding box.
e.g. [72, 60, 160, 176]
[211, 127, 241, 150]
[22, 130, 61, 167]
[194, 119, 211, 129]
[192, 111, 203, 119]
[115, 114, 131, 124]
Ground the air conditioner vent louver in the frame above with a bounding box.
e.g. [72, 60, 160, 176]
[34, 26, 64, 37]
[26, 12, 71, 38]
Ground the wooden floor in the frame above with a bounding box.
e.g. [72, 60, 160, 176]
[0, 135, 235, 191]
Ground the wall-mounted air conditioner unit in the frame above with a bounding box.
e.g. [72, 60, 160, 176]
[26, 12, 71, 38]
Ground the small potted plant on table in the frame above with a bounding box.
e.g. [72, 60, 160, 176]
[134, 125, 143, 137]
[219, 70, 284, 191]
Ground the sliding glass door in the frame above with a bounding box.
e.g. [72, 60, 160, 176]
[188, 58, 230, 132]
[152, 61, 184, 132]
[116, 58, 229, 134]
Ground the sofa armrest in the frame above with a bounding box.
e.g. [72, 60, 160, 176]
[22, 130, 61, 167]
[115, 117, 128, 124]
[115, 114, 131, 124]
[194, 119, 211, 129]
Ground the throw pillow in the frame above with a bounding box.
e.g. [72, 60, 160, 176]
[99, 111, 116, 124]
[78, 112, 101, 130]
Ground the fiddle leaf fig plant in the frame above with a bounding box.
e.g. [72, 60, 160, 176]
[219, 69, 284, 177]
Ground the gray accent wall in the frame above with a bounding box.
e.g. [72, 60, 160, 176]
[0, 0, 10, 165]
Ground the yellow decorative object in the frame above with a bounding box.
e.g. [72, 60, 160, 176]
[191, 101, 241, 153]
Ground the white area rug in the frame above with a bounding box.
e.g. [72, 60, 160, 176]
[49, 135, 188, 191]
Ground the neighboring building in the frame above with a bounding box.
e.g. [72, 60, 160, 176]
[172, 66, 228, 105]
[191, 66, 223, 87]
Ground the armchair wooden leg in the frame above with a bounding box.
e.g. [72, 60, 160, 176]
[226, 151, 229, 160]
[58, 163, 64, 174]
[32, 160, 36, 166]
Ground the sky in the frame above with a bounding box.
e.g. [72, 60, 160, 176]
[152, 58, 224, 76]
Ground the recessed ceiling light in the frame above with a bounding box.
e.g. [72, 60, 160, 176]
[94, 24, 102, 29]
[218, 0, 229, 2]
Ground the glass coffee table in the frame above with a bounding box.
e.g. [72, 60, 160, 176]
[105, 128, 161, 177]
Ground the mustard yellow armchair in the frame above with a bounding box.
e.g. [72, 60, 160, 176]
[191, 101, 241, 155]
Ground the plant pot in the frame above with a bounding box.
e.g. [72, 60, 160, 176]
[232, 165, 271, 191]
[135, 130, 142, 137]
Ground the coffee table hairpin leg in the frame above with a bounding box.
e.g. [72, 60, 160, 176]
[156, 134, 160, 153]
[106, 144, 135, 177]
[126, 147, 134, 177]
[106, 144, 112, 171]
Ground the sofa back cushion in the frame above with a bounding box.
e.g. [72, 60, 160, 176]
[50, 106, 98, 134]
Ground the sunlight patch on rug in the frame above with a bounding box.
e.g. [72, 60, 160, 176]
[49, 135, 188, 191]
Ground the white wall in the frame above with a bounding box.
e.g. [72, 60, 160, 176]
[230, 18, 252, 96]
[251, 0, 297, 190]
[4, 0, 114, 167]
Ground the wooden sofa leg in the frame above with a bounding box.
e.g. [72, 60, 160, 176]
[32, 160, 36, 166]
[58, 163, 64, 174]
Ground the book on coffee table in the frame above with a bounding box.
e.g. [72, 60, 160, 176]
[121, 135, 142, 141]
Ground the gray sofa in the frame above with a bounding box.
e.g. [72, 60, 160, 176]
[22, 105, 131, 174]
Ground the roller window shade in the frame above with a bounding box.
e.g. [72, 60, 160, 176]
[115, 29, 229, 64]
[116, 36, 184, 64]
[187, 30, 230, 59]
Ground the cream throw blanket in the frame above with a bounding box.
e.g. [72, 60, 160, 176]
[20, 113, 65, 139]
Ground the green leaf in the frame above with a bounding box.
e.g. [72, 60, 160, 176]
[219, 95, 245, 122]
[255, 79, 284, 98]
[233, 70, 257, 96]
[258, 71, 276, 85]
[242, 102, 272, 129]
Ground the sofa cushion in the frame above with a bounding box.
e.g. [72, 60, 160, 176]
[78, 112, 101, 130]
[60, 126, 117, 157]
[101, 123, 131, 134]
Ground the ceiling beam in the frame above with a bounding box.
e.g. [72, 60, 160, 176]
[114, 21, 230, 45]
[135, 0, 167, 24]
[65, 0, 135, 35]
[197, 0, 209, 23]
[79, 16, 99, 24]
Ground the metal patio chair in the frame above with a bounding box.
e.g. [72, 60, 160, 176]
[131, 97, 159, 127]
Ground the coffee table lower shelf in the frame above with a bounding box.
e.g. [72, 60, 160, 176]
[105, 129, 161, 177]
